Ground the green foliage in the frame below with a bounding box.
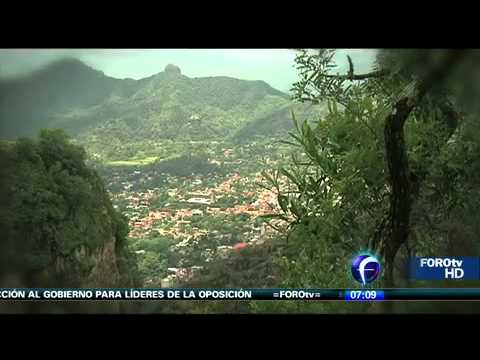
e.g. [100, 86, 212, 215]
[259, 50, 480, 313]
[263, 93, 388, 248]
[137, 252, 169, 279]
[153, 154, 220, 177]
[292, 49, 356, 106]
[187, 244, 280, 288]
[410, 114, 480, 257]
[0, 130, 134, 287]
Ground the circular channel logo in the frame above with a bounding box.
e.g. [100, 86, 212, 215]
[351, 254, 381, 285]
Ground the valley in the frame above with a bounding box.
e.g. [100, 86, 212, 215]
[93, 139, 292, 288]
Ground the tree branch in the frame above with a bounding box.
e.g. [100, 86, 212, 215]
[324, 69, 390, 81]
[347, 55, 354, 79]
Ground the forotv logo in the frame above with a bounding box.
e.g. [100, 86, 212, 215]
[351, 254, 381, 285]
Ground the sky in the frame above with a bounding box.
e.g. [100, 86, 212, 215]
[0, 49, 377, 92]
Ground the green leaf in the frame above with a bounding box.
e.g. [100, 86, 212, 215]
[301, 120, 308, 137]
[291, 110, 299, 132]
[261, 171, 274, 185]
[331, 101, 338, 115]
[278, 194, 289, 213]
[288, 132, 304, 145]
[278, 140, 300, 147]
[327, 100, 333, 114]
[280, 167, 298, 184]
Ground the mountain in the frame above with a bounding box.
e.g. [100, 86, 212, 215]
[76, 63, 295, 143]
[231, 102, 322, 143]
[0, 59, 325, 149]
[0, 59, 135, 137]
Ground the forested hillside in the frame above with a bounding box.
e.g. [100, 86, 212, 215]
[0, 60, 323, 160]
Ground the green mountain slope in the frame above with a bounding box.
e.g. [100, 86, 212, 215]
[0, 60, 326, 155]
[0, 59, 136, 137]
[231, 102, 325, 143]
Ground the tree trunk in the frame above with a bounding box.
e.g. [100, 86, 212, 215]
[371, 51, 466, 288]
[380, 98, 415, 287]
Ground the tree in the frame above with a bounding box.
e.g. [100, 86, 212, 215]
[38, 128, 87, 176]
[270, 49, 476, 286]
[0, 129, 136, 290]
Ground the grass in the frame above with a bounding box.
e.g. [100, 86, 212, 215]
[106, 156, 159, 166]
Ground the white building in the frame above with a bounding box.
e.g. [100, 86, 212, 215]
[186, 198, 212, 205]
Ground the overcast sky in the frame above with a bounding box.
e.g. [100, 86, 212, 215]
[0, 49, 377, 92]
